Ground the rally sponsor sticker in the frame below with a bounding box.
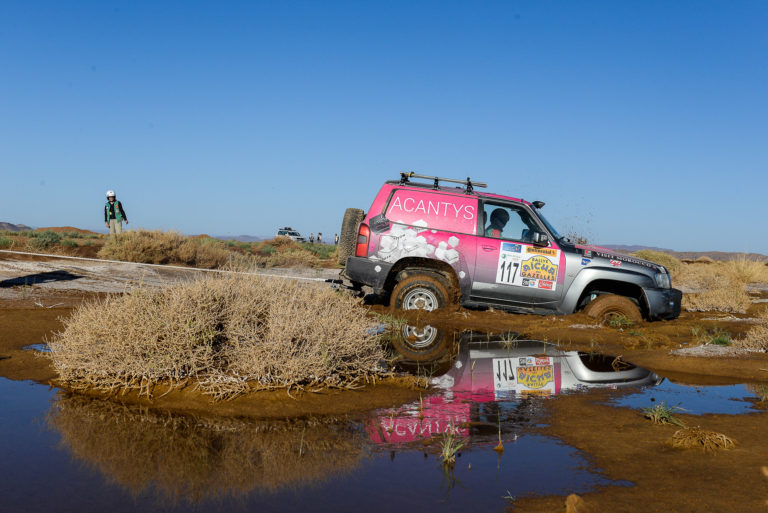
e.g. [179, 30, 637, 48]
[517, 365, 555, 390]
[495, 245, 561, 290]
[493, 356, 556, 394]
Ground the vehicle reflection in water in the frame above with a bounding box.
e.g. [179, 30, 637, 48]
[47, 393, 367, 502]
[371, 324, 663, 445]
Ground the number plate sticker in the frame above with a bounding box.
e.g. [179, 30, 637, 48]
[495, 243, 560, 291]
[492, 358, 516, 391]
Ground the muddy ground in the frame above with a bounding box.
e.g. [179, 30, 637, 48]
[2, 254, 768, 512]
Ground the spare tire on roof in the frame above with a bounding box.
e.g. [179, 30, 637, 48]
[337, 208, 365, 265]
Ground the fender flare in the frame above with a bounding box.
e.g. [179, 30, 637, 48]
[561, 267, 655, 314]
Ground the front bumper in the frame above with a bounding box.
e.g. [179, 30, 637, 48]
[343, 257, 393, 293]
[643, 287, 683, 320]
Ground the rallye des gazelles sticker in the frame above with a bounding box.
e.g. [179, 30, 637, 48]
[575, 245, 663, 272]
[492, 356, 559, 396]
[495, 243, 561, 291]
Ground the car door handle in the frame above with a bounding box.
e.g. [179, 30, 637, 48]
[481, 245, 495, 251]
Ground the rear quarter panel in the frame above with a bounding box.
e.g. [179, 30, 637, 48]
[363, 186, 480, 295]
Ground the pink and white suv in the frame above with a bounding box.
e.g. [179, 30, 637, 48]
[338, 173, 681, 322]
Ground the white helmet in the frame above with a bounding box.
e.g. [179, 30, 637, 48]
[106, 190, 116, 198]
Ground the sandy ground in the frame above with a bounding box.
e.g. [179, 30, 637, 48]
[0, 252, 341, 299]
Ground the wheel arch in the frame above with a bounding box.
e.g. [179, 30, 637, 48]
[384, 257, 461, 299]
[563, 269, 654, 317]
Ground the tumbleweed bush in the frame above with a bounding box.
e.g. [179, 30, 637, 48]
[48, 274, 385, 398]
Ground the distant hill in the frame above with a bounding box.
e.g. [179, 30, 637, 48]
[603, 244, 768, 262]
[0, 222, 33, 232]
[36, 226, 100, 235]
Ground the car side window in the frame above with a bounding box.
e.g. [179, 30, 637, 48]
[482, 203, 539, 243]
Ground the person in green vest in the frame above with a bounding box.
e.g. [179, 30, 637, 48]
[104, 190, 129, 235]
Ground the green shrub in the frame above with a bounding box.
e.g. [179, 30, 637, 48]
[28, 231, 61, 250]
[61, 239, 79, 248]
[301, 242, 338, 260]
[0, 236, 12, 248]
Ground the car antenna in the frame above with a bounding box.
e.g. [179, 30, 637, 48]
[399, 172, 487, 194]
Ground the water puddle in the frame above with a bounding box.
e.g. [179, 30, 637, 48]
[609, 381, 765, 415]
[22, 343, 50, 353]
[0, 325, 763, 511]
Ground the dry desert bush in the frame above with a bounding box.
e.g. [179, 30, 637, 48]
[680, 275, 752, 313]
[98, 229, 230, 269]
[729, 255, 768, 284]
[227, 246, 317, 270]
[633, 251, 767, 313]
[48, 393, 365, 501]
[251, 237, 325, 268]
[670, 427, 735, 453]
[675, 258, 768, 313]
[734, 308, 768, 352]
[48, 274, 385, 398]
[634, 249, 768, 313]
[633, 249, 683, 274]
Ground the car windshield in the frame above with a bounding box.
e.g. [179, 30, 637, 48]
[534, 209, 562, 241]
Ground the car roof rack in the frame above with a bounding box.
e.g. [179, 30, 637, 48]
[399, 172, 487, 194]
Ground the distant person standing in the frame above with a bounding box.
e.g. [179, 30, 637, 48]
[104, 190, 128, 235]
[317, 232, 323, 244]
[309, 233, 315, 244]
[334, 233, 339, 245]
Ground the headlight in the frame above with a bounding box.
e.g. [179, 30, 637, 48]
[654, 271, 671, 289]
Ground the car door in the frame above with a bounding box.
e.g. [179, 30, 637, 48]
[470, 200, 564, 308]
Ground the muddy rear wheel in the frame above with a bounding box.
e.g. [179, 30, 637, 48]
[391, 274, 452, 312]
[337, 208, 365, 265]
[584, 294, 643, 324]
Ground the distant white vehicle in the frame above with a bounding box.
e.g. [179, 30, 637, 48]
[276, 227, 306, 242]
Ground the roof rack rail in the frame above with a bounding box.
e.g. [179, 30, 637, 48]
[399, 172, 487, 194]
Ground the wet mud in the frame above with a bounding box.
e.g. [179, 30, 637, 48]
[514, 390, 768, 512]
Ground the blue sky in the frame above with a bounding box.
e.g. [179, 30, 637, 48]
[1, 1, 766, 252]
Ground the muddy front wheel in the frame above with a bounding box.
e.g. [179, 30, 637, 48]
[584, 294, 643, 324]
[391, 274, 452, 312]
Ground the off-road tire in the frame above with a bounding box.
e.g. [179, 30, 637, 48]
[337, 208, 365, 265]
[391, 324, 452, 362]
[391, 274, 452, 312]
[584, 294, 643, 324]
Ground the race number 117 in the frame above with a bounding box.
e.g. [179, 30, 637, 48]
[497, 260, 519, 284]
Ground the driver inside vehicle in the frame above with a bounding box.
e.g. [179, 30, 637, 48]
[485, 208, 510, 238]
[484, 204, 541, 243]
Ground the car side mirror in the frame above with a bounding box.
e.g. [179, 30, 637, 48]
[532, 231, 549, 246]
